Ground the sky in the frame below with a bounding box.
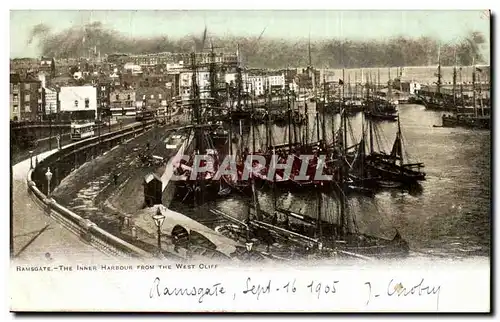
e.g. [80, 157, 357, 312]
[10, 10, 491, 58]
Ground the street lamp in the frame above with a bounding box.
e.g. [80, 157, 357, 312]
[107, 111, 111, 133]
[45, 167, 53, 197]
[152, 207, 166, 255]
[245, 241, 253, 252]
[29, 151, 34, 169]
[49, 114, 52, 150]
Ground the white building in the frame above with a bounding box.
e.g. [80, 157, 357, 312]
[289, 81, 299, 94]
[124, 62, 142, 75]
[37, 72, 58, 115]
[45, 87, 58, 115]
[267, 73, 285, 90]
[248, 75, 266, 97]
[166, 61, 184, 72]
[179, 71, 211, 101]
[59, 86, 97, 114]
[409, 82, 421, 95]
[37, 73, 47, 88]
[225, 73, 237, 85]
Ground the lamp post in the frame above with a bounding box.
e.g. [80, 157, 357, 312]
[45, 167, 53, 197]
[29, 151, 34, 169]
[56, 133, 61, 150]
[108, 112, 111, 133]
[49, 114, 52, 150]
[152, 207, 166, 255]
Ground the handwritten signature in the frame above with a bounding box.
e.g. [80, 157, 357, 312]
[365, 278, 441, 310]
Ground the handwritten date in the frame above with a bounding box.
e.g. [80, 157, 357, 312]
[241, 277, 339, 300]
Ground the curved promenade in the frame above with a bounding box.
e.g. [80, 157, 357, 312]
[12, 149, 104, 262]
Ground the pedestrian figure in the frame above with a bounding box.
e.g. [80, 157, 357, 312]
[113, 173, 119, 186]
[272, 212, 278, 226]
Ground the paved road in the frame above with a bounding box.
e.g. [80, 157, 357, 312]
[12, 149, 108, 262]
[11, 116, 188, 262]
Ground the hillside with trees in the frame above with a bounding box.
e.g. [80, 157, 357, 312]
[29, 22, 488, 68]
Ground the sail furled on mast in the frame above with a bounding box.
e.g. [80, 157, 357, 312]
[319, 191, 340, 226]
[390, 131, 403, 160]
[351, 138, 366, 174]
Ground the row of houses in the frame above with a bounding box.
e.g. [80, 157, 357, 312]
[9, 70, 175, 121]
[10, 52, 324, 121]
[107, 51, 239, 67]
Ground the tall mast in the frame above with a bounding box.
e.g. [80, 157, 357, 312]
[460, 67, 464, 108]
[272, 146, 277, 211]
[322, 74, 327, 143]
[377, 68, 380, 95]
[227, 82, 233, 156]
[339, 67, 347, 237]
[367, 71, 374, 154]
[209, 43, 217, 108]
[473, 57, 477, 117]
[308, 34, 312, 68]
[353, 71, 357, 99]
[191, 53, 201, 138]
[369, 114, 374, 154]
[288, 68, 298, 145]
[236, 44, 242, 111]
[478, 71, 484, 117]
[316, 107, 320, 143]
[251, 86, 256, 153]
[267, 83, 272, 149]
[397, 116, 403, 168]
[437, 45, 442, 95]
[305, 102, 309, 145]
[191, 51, 205, 208]
[452, 47, 457, 108]
[287, 85, 292, 150]
[330, 81, 335, 147]
[308, 34, 316, 94]
[347, 73, 351, 100]
[399, 67, 403, 92]
[388, 67, 392, 102]
[316, 184, 322, 239]
[342, 68, 347, 155]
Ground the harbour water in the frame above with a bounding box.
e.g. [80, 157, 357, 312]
[171, 104, 491, 259]
[51, 104, 491, 260]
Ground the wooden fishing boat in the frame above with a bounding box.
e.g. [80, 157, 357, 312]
[366, 117, 426, 184]
[365, 111, 398, 121]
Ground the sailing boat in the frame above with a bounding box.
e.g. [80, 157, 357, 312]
[440, 50, 461, 128]
[276, 103, 410, 258]
[173, 52, 226, 201]
[365, 68, 398, 121]
[346, 115, 381, 194]
[419, 46, 455, 112]
[366, 116, 426, 184]
[258, 104, 410, 259]
[440, 58, 491, 130]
